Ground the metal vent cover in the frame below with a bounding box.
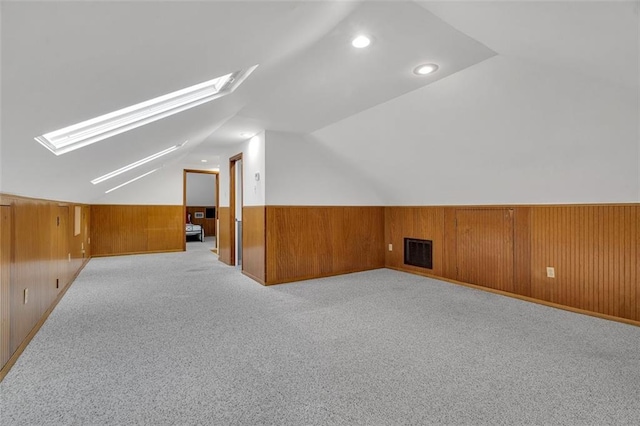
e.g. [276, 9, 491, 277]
[404, 238, 433, 269]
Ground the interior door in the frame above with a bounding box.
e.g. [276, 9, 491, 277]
[229, 154, 243, 267]
[456, 209, 515, 292]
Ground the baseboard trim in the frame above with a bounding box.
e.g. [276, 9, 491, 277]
[242, 270, 266, 286]
[266, 265, 385, 286]
[386, 266, 640, 328]
[0, 257, 91, 382]
[92, 249, 183, 258]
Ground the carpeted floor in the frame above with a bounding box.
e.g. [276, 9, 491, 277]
[1, 240, 639, 425]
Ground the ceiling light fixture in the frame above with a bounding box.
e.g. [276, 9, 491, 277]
[35, 65, 259, 155]
[90, 141, 187, 184]
[201, 160, 208, 163]
[351, 35, 371, 48]
[105, 168, 159, 194]
[413, 64, 439, 75]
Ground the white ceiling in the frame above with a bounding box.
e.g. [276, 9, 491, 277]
[419, 0, 639, 92]
[1, 0, 638, 202]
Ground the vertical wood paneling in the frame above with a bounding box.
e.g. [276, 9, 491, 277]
[266, 207, 384, 284]
[186, 206, 216, 236]
[0, 194, 91, 376]
[148, 206, 183, 252]
[10, 200, 56, 354]
[442, 207, 457, 280]
[0, 206, 12, 367]
[456, 209, 514, 292]
[218, 207, 231, 265]
[56, 206, 70, 296]
[530, 205, 639, 321]
[514, 207, 531, 296]
[242, 206, 266, 284]
[386, 204, 638, 323]
[90, 205, 183, 256]
[384, 207, 445, 277]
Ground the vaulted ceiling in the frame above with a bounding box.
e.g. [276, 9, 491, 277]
[1, 1, 638, 203]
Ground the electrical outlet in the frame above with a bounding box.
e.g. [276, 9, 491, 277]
[388, 244, 393, 251]
[24, 288, 29, 304]
[81, 242, 84, 250]
[68, 253, 71, 262]
[546, 267, 555, 278]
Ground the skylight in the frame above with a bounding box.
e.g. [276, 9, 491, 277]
[91, 141, 187, 185]
[105, 169, 160, 194]
[35, 65, 258, 155]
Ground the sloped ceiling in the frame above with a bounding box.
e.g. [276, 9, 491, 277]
[420, 0, 639, 92]
[1, 1, 637, 204]
[310, 1, 639, 205]
[0, 0, 494, 202]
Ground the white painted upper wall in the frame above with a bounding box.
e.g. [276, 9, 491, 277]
[265, 130, 385, 206]
[312, 55, 639, 205]
[218, 131, 266, 207]
[186, 173, 216, 206]
[93, 164, 185, 205]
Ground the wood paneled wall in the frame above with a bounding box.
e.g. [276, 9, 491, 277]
[186, 206, 216, 237]
[90, 205, 183, 256]
[529, 205, 638, 321]
[0, 194, 91, 378]
[266, 207, 385, 284]
[385, 207, 445, 277]
[242, 206, 266, 284]
[385, 204, 640, 323]
[456, 209, 515, 292]
[218, 207, 231, 265]
[1, 206, 12, 367]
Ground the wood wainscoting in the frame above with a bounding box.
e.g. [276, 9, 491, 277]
[243, 206, 266, 284]
[1, 205, 12, 369]
[385, 205, 640, 323]
[90, 205, 183, 256]
[0, 194, 91, 380]
[385, 207, 445, 277]
[218, 207, 231, 265]
[529, 205, 638, 321]
[266, 206, 385, 284]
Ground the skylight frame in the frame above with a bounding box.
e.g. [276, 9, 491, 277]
[104, 168, 160, 194]
[90, 141, 187, 185]
[35, 65, 258, 155]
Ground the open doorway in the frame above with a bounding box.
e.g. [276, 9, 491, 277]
[183, 169, 219, 253]
[229, 153, 243, 267]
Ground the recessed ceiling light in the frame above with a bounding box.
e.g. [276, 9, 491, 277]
[414, 64, 439, 75]
[35, 65, 258, 155]
[240, 132, 254, 138]
[201, 159, 207, 163]
[351, 35, 371, 49]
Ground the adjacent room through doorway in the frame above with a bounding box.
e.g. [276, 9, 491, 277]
[183, 170, 219, 253]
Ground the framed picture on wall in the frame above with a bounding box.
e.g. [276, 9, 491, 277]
[194, 212, 204, 219]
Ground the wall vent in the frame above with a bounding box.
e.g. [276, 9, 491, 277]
[404, 238, 433, 269]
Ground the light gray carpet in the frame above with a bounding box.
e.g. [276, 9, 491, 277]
[1, 239, 639, 425]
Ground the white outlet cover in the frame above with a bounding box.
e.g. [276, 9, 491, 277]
[388, 244, 393, 251]
[546, 267, 555, 278]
